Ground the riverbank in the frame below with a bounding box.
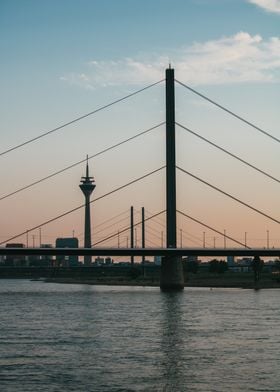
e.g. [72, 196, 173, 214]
[44, 272, 280, 289]
[2, 266, 280, 289]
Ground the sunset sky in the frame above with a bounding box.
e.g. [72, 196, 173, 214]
[0, 0, 280, 250]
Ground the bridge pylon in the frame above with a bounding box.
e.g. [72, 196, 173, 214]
[160, 67, 184, 291]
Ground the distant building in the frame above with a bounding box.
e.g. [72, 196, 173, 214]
[183, 255, 199, 273]
[232, 257, 253, 272]
[39, 244, 54, 266]
[105, 257, 113, 265]
[237, 257, 253, 265]
[55, 237, 79, 267]
[93, 256, 113, 266]
[5, 243, 25, 266]
[227, 256, 235, 267]
[154, 256, 162, 266]
[94, 257, 104, 265]
[184, 255, 198, 263]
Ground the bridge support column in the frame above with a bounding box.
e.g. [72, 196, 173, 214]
[160, 256, 184, 291]
[160, 66, 184, 291]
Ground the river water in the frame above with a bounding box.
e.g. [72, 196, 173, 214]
[0, 280, 280, 391]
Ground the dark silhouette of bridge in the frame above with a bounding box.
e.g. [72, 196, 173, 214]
[1, 67, 280, 290]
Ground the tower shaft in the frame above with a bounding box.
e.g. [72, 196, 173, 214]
[84, 194, 92, 265]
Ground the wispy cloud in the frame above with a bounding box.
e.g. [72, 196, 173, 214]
[61, 32, 280, 88]
[248, 0, 280, 14]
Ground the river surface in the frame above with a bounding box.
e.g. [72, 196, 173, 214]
[0, 280, 280, 391]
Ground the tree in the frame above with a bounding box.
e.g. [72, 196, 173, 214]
[251, 256, 264, 283]
[183, 259, 199, 274]
[209, 259, 228, 274]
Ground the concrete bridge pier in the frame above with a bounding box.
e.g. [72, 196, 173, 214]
[160, 256, 184, 291]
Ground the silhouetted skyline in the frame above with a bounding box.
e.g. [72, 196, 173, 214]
[0, 0, 279, 253]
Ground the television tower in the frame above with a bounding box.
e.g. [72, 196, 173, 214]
[79, 155, 96, 265]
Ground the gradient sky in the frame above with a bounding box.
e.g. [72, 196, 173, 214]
[0, 0, 280, 250]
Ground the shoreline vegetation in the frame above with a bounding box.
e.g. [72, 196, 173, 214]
[2, 267, 280, 289]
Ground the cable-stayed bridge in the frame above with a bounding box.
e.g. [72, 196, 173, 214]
[1, 67, 280, 290]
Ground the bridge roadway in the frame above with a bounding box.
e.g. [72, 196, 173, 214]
[1, 247, 280, 257]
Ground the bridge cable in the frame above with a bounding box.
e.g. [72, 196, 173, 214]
[144, 226, 164, 241]
[75, 209, 130, 240]
[176, 122, 280, 184]
[93, 208, 130, 231]
[145, 238, 159, 248]
[94, 214, 131, 238]
[95, 208, 211, 248]
[93, 210, 166, 246]
[145, 208, 204, 246]
[0, 79, 164, 157]
[177, 210, 250, 248]
[175, 79, 280, 144]
[177, 166, 280, 225]
[178, 227, 210, 247]
[90, 209, 130, 237]
[145, 208, 166, 228]
[0, 122, 164, 202]
[0, 166, 165, 245]
[94, 211, 165, 245]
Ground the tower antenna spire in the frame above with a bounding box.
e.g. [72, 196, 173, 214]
[86, 154, 89, 178]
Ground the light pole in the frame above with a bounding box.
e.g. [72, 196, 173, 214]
[267, 230, 270, 249]
[180, 229, 182, 248]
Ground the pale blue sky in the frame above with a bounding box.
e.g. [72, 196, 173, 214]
[0, 0, 280, 249]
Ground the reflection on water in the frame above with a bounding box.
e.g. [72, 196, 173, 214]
[160, 292, 185, 391]
[1, 281, 280, 391]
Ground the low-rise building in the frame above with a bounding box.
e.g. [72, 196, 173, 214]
[5, 243, 26, 266]
[55, 237, 79, 267]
